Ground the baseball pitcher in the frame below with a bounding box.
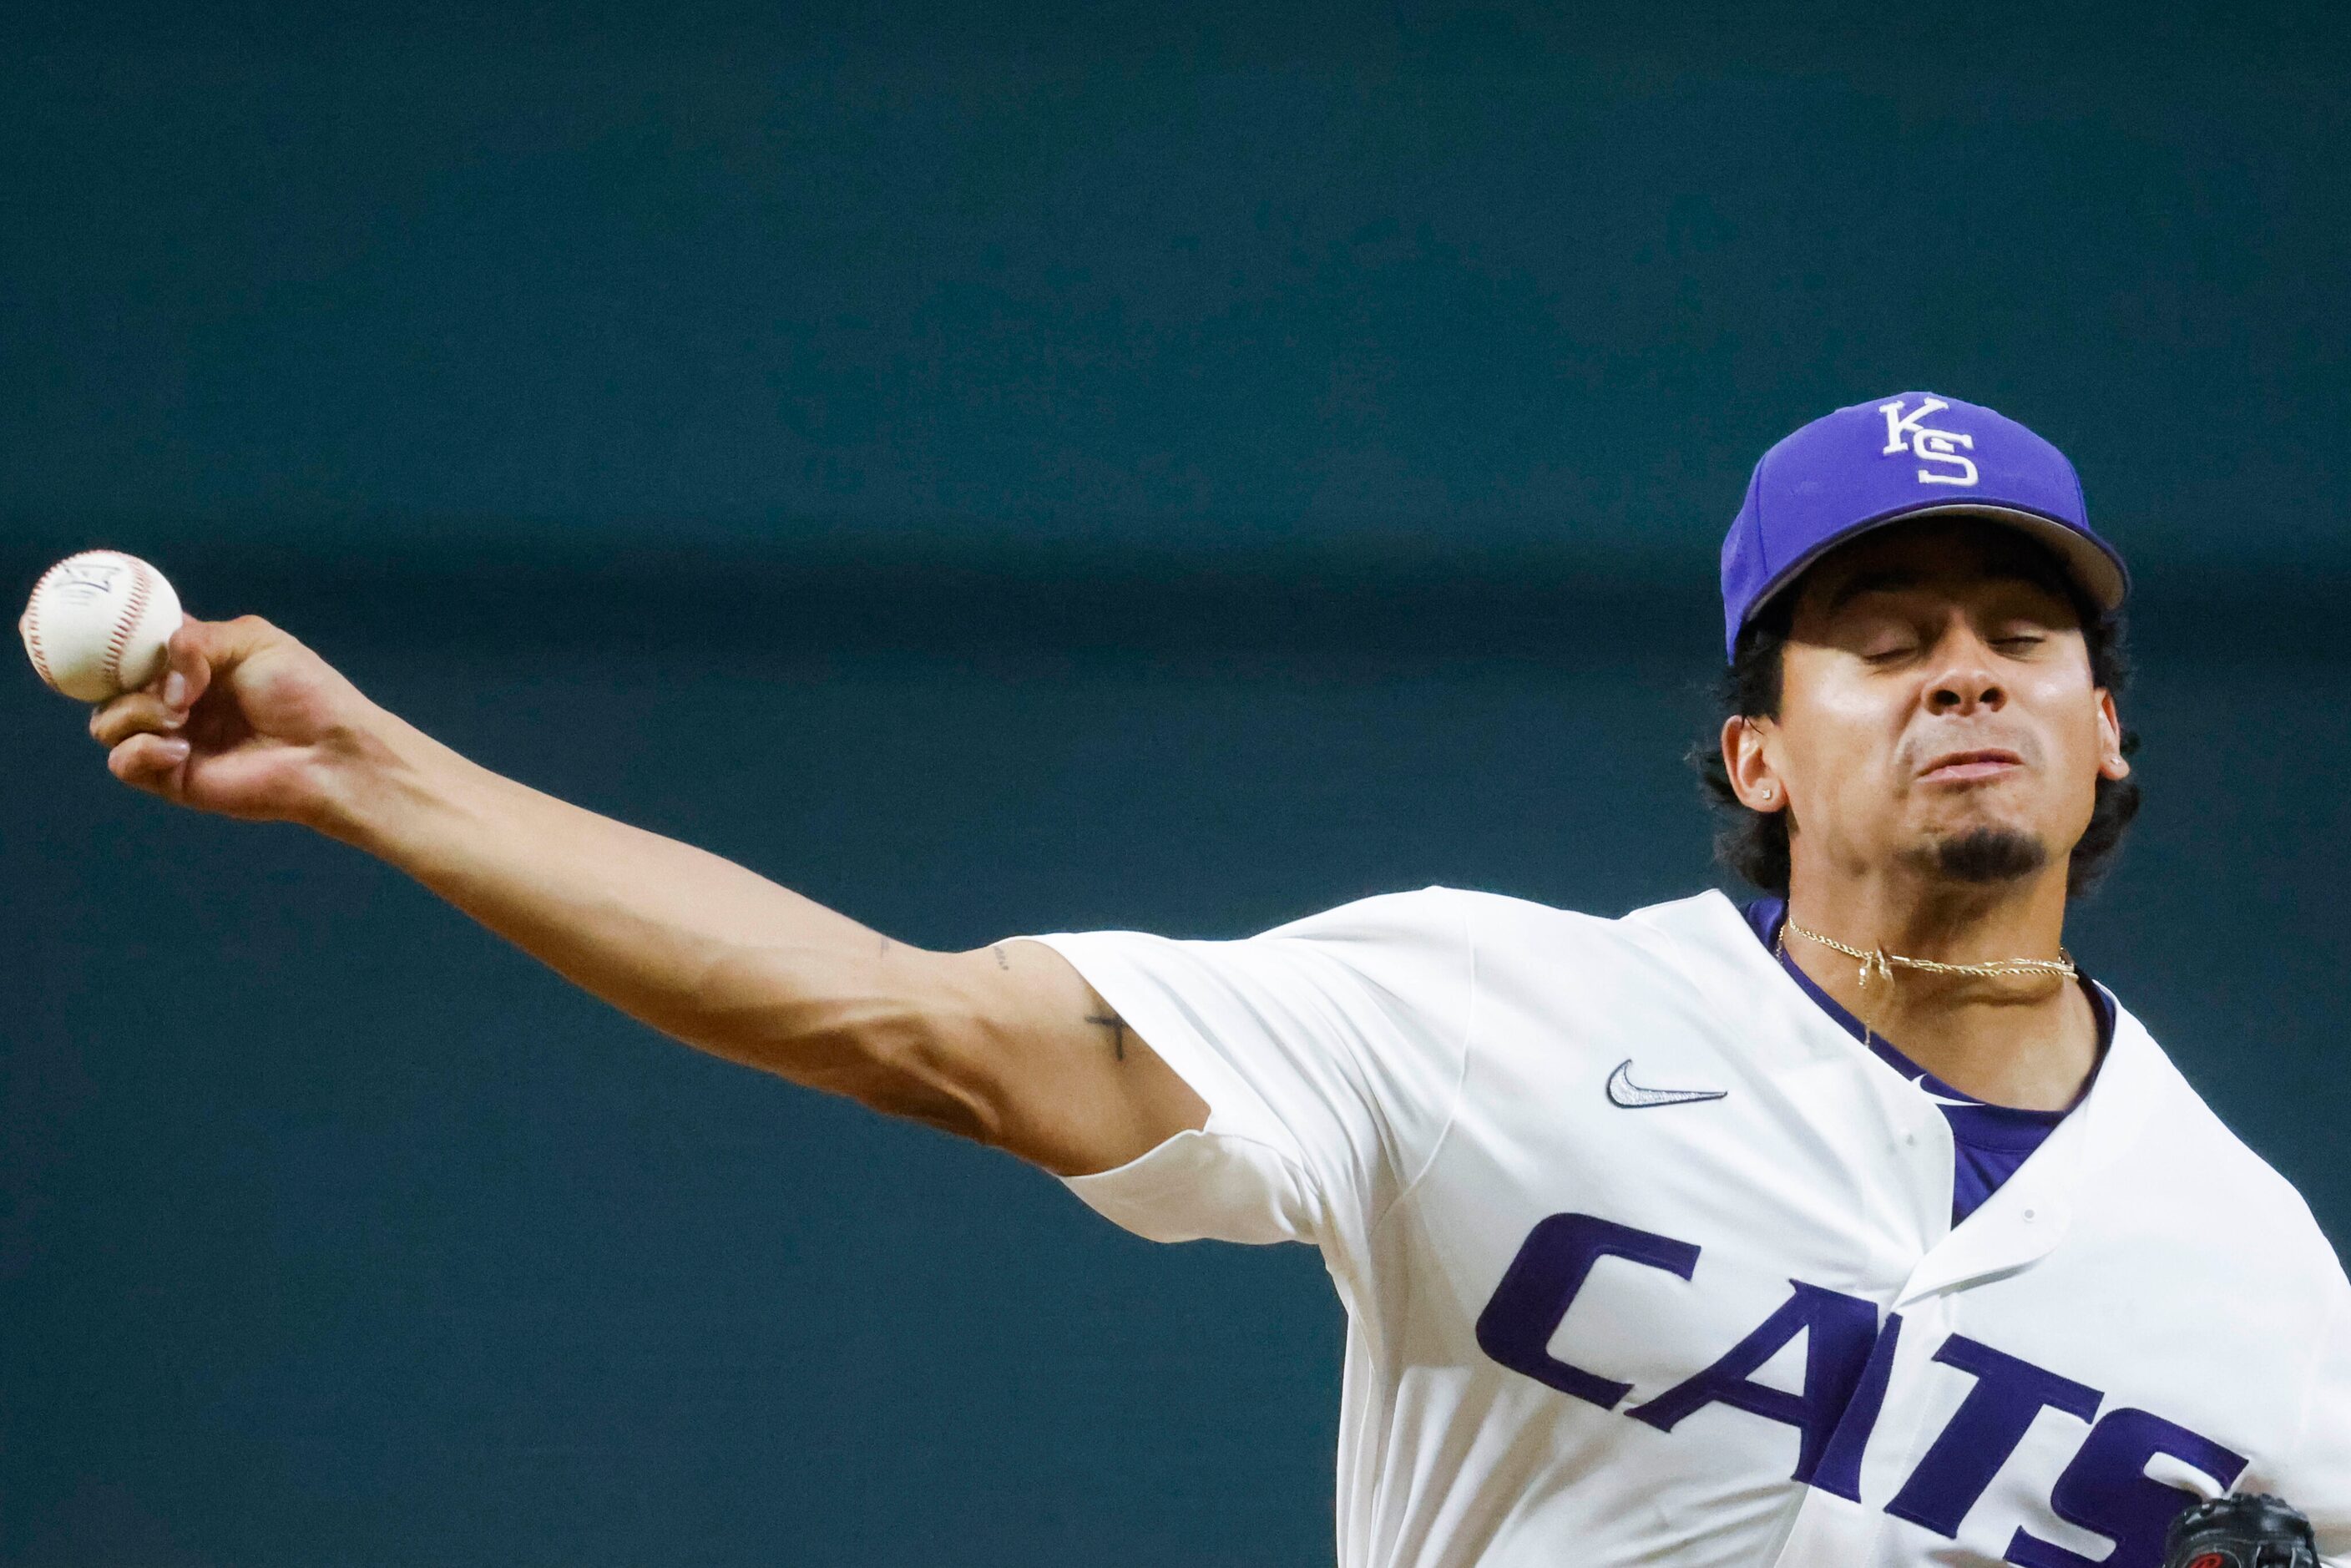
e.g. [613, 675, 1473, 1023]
[81, 394, 2351, 1565]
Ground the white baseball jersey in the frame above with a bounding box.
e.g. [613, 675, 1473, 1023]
[1027, 888, 2351, 1568]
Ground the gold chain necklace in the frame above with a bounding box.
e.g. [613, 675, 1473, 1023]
[1780, 919, 2076, 992]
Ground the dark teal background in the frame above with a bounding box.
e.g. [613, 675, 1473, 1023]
[5, 2, 2349, 1562]
[7, 0, 2348, 574]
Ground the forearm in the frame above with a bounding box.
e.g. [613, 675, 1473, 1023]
[89, 614, 1200, 1171]
[321, 709, 981, 1125]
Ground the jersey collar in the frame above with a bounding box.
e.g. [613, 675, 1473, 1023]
[1642, 891, 2171, 1301]
[1741, 894, 2110, 1126]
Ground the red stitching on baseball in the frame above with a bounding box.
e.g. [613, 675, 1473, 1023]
[21, 557, 68, 690]
[105, 555, 153, 692]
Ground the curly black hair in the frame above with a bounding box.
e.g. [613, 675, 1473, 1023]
[1691, 563, 2141, 900]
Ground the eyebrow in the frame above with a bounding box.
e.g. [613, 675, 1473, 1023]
[1823, 565, 2056, 617]
[1824, 569, 1919, 614]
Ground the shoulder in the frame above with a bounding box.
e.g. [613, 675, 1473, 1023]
[1263, 885, 1743, 960]
[1256, 883, 1479, 948]
[2096, 1003, 2344, 1278]
[1271, 884, 1746, 944]
[1433, 885, 1765, 984]
[1263, 886, 1767, 1017]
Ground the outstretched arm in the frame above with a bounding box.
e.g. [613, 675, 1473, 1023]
[88, 616, 1206, 1177]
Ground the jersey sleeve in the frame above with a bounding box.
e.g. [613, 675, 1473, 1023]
[1020, 887, 1476, 1251]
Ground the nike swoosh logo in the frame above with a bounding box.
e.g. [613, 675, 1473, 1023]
[1605, 1060, 1728, 1109]
[1910, 1072, 1975, 1109]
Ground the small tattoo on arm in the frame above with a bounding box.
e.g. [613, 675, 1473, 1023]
[1086, 1012, 1130, 1061]
[992, 944, 1011, 971]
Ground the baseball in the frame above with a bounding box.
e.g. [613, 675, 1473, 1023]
[19, 550, 187, 704]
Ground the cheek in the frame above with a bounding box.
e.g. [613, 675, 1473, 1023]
[1777, 688, 1909, 802]
[1793, 672, 1909, 749]
[2055, 707, 2112, 802]
[1806, 680, 1907, 737]
[2024, 670, 2105, 754]
[2015, 680, 2110, 814]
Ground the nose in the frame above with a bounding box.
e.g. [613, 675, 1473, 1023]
[1924, 625, 2005, 716]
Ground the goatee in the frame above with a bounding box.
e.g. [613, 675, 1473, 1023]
[1924, 827, 2049, 884]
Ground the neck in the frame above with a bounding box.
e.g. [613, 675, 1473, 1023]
[1782, 858, 2098, 1111]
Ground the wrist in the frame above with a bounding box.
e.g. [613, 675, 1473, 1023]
[308, 705, 481, 856]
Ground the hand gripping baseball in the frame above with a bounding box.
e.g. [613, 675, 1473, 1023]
[87, 616, 390, 829]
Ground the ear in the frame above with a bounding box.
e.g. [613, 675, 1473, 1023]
[1720, 715, 1787, 812]
[2096, 690, 2130, 781]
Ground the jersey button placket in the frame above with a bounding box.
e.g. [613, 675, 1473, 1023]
[1764, 1297, 1952, 1568]
[1898, 1107, 1954, 1252]
[1858, 1293, 1967, 1565]
[1770, 1089, 1945, 1566]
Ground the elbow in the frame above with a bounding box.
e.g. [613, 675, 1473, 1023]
[696, 946, 1014, 1149]
[848, 1025, 1011, 1146]
[776, 994, 1010, 1149]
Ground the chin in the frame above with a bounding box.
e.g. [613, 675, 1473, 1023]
[1921, 825, 2050, 884]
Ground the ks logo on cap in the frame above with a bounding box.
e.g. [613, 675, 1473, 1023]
[1717, 390, 2129, 659]
[1878, 397, 1979, 488]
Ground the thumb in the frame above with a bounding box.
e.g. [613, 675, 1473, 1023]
[159, 615, 281, 716]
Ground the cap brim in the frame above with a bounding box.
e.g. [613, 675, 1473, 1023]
[1747, 501, 2130, 626]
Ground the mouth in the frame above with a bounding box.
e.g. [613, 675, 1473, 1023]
[1917, 747, 2025, 784]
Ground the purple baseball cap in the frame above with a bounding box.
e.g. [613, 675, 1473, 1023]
[1719, 392, 2129, 660]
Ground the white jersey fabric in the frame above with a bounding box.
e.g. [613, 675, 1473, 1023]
[1026, 888, 2351, 1568]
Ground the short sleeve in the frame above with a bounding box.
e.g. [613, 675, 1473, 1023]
[1021, 887, 1475, 1251]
